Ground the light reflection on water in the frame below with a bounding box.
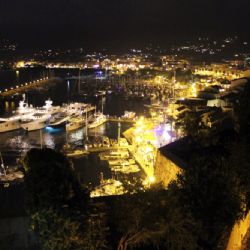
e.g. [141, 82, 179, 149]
[68, 128, 84, 145]
[0, 122, 131, 186]
[6, 135, 31, 151]
[42, 132, 56, 149]
[0, 69, 146, 185]
[0, 122, 131, 155]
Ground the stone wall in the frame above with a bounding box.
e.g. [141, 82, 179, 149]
[154, 150, 182, 187]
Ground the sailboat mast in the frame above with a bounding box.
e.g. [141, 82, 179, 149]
[85, 110, 88, 139]
[0, 152, 6, 176]
[78, 67, 81, 94]
[101, 95, 104, 114]
[117, 122, 121, 146]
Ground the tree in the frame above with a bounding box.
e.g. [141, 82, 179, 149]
[175, 150, 244, 249]
[234, 82, 250, 139]
[23, 148, 85, 212]
[178, 111, 213, 144]
[23, 148, 109, 250]
[179, 111, 202, 139]
[113, 188, 198, 250]
[115, 191, 162, 250]
[229, 141, 250, 210]
[230, 82, 250, 209]
[172, 81, 249, 249]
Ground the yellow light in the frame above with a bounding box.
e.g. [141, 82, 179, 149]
[135, 127, 142, 133]
[136, 116, 144, 126]
[145, 146, 152, 153]
[149, 176, 155, 183]
[16, 61, 25, 68]
[135, 136, 143, 143]
[142, 175, 156, 187]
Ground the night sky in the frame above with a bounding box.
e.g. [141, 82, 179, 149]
[0, 0, 250, 50]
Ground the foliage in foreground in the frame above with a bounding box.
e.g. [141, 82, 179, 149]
[112, 188, 198, 250]
[23, 148, 109, 250]
[172, 151, 244, 249]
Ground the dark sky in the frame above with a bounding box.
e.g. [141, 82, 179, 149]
[0, 0, 250, 50]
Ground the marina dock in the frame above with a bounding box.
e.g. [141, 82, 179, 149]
[66, 145, 130, 157]
[0, 77, 61, 97]
[106, 117, 136, 123]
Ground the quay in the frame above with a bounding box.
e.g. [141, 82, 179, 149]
[107, 117, 136, 123]
[0, 77, 61, 97]
[66, 145, 130, 157]
[128, 146, 154, 179]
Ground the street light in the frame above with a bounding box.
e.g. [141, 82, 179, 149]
[149, 175, 155, 184]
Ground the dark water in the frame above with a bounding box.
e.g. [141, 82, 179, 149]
[0, 69, 148, 186]
[0, 68, 99, 90]
[0, 68, 49, 90]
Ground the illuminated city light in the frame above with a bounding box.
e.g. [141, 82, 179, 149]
[149, 175, 155, 183]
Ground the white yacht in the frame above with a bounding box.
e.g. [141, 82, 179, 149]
[15, 100, 35, 116]
[36, 99, 61, 115]
[21, 113, 50, 132]
[122, 111, 136, 119]
[20, 99, 60, 132]
[0, 100, 35, 133]
[62, 102, 95, 116]
[0, 118, 21, 133]
[88, 112, 107, 129]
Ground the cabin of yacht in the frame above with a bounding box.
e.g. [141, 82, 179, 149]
[0, 100, 35, 133]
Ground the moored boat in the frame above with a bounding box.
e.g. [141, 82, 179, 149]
[21, 113, 50, 132]
[0, 118, 21, 133]
[122, 111, 136, 119]
[90, 179, 125, 197]
[88, 112, 107, 129]
[62, 102, 95, 116]
[0, 100, 35, 133]
[48, 112, 70, 128]
[66, 116, 85, 132]
[36, 99, 61, 115]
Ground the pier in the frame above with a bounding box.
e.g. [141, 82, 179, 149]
[0, 77, 61, 97]
[66, 145, 130, 157]
[106, 117, 136, 123]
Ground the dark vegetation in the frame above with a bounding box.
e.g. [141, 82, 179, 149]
[23, 83, 250, 249]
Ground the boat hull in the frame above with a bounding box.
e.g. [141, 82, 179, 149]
[49, 117, 69, 128]
[21, 120, 47, 132]
[49, 121, 67, 128]
[66, 122, 84, 132]
[0, 120, 20, 133]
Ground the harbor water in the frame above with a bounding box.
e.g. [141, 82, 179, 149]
[0, 68, 149, 186]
